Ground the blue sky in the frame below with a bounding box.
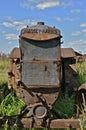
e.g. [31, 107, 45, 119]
[0, 0, 86, 54]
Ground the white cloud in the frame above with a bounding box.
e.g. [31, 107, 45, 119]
[71, 31, 81, 36]
[21, 1, 32, 9]
[80, 22, 86, 34]
[61, 1, 73, 8]
[4, 16, 15, 22]
[8, 41, 12, 45]
[80, 23, 86, 28]
[65, 39, 86, 54]
[70, 9, 81, 13]
[64, 17, 73, 22]
[56, 17, 73, 22]
[56, 17, 62, 22]
[2, 18, 37, 42]
[82, 29, 86, 32]
[3, 22, 14, 28]
[2, 18, 37, 31]
[68, 39, 86, 46]
[36, 1, 60, 10]
[21, 0, 73, 10]
[68, 22, 86, 39]
[4, 33, 18, 40]
[21, 0, 41, 9]
[3, 20, 28, 31]
[21, 0, 61, 10]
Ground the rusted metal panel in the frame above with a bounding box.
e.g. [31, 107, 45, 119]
[19, 118, 80, 129]
[20, 38, 60, 60]
[0, 117, 80, 129]
[8, 22, 62, 124]
[75, 83, 86, 116]
[49, 119, 80, 129]
[19, 87, 59, 105]
[22, 62, 60, 86]
[24, 85, 59, 89]
[20, 36, 61, 86]
[10, 48, 20, 59]
[19, 22, 61, 120]
[20, 22, 61, 41]
[61, 48, 76, 58]
[8, 58, 20, 95]
[20, 33, 60, 41]
[69, 64, 77, 72]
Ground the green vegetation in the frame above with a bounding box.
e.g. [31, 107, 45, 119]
[76, 62, 86, 87]
[79, 96, 86, 130]
[53, 95, 75, 119]
[0, 59, 9, 71]
[0, 92, 25, 116]
[0, 55, 10, 103]
[0, 55, 9, 81]
[0, 80, 9, 103]
[76, 62, 86, 130]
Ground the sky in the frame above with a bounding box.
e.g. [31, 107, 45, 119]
[0, 0, 86, 54]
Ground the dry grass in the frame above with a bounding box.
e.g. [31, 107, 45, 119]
[0, 59, 9, 81]
[76, 62, 86, 87]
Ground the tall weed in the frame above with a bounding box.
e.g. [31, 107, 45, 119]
[0, 80, 9, 103]
[76, 62, 86, 130]
[53, 95, 75, 118]
[76, 62, 86, 87]
[79, 96, 86, 130]
[0, 92, 25, 116]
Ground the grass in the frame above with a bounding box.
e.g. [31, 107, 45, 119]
[53, 94, 75, 119]
[0, 59, 9, 71]
[76, 62, 86, 130]
[0, 92, 25, 116]
[0, 58, 9, 81]
[76, 62, 86, 87]
[0, 57, 10, 103]
[0, 80, 10, 103]
[79, 96, 86, 130]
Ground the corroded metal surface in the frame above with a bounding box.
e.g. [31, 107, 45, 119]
[61, 48, 76, 58]
[0, 117, 80, 129]
[76, 83, 86, 116]
[20, 22, 61, 41]
[8, 22, 63, 127]
[10, 48, 20, 59]
[20, 38, 60, 60]
[20, 33, 60, 41]
[22, 62, 60, 85]
[18, 22, 62, 122]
